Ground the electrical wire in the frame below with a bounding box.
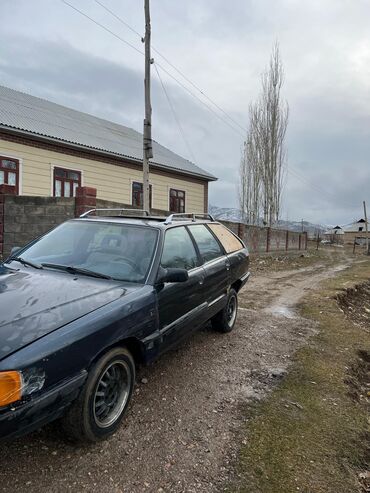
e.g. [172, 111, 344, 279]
[60, 0, 144, 56]
[92, 0, 248, 134]
[154, 63, 197, 164]
[286, 167, 359, 209]
[60, 0, 360, 210]
[60, 0, 245, 137]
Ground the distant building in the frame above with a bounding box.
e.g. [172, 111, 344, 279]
[343, 219, 369, 245]
[323, 225, 344, 243]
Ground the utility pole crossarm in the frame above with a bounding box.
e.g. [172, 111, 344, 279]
[142, 0, 152, 212]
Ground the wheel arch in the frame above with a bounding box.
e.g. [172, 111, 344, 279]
[89, 337, 145, 371]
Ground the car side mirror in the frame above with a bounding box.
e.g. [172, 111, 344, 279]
[10, 246, 21, 257]
[156, 267, 189, 284]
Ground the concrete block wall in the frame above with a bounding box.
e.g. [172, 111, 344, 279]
[0, 185, 75, 258]
[244, 226, 269, 253]
[0, 185, 307, 258]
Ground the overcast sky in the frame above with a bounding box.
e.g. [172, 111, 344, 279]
[1, 0, 370, 225]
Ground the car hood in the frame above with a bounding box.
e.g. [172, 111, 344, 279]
[0, 265, 139, 360]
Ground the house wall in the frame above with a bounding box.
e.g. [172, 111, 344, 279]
[0, 136, 207, 213]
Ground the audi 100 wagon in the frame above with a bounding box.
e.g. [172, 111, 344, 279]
[0, 210, 250, 442]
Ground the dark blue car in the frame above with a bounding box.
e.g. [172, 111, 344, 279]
[0, 210, 250, 442]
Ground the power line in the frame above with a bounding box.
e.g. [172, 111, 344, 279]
[60, 0, 358, 209]
[154, 63, 197, 163]
[60, 0, 144, 56]
[286, 166, 359, 209]
[93, 0, 141, 38]
[92, 0, 248, 134]
[61, 0, 245, 137]
[154, 62, 245, 137]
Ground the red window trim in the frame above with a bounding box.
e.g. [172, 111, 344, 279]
[53, 167, 82, 197]
[169, 188, 186, 213]
[132, 181, 152, 208]
[0, 155, 19, 194]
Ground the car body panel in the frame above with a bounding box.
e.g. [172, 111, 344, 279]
[0, 266, 138, 361]
[156, 265, 208, 351]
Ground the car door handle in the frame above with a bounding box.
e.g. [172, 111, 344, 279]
[198, 276, 205, 285]
[225, 260, 230, 271]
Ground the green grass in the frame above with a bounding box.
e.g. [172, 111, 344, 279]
[233, 260, 370, 493]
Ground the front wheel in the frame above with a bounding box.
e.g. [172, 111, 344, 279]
[61, 347, 135, 443]
[211, 288, 238, 333]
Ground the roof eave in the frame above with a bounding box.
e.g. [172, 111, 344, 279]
[0, 125, 217, 182]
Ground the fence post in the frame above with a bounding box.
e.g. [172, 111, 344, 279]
[299, 234, 302, 250]
[0, 184, 17, 257]
[266, 227, 271, 253]
[285, 230, 289, 251]
[75, 187, 97, 218]
[237, 222, 245, 241]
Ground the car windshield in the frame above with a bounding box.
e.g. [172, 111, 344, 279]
[10, 220, 159, 283]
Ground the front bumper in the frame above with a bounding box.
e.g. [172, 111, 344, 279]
[0, 370, 87, 441]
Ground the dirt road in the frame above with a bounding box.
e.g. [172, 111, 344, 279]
[0, 255, 355, 492]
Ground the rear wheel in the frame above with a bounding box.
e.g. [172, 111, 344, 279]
[211, 288, 238, 333]
[61, 347, 135, 443]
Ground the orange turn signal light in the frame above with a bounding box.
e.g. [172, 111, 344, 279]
[0, 371, 22, 407]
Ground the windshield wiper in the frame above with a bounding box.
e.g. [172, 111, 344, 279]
[41, 263, 112, 280]
[8, 257, 43, 270]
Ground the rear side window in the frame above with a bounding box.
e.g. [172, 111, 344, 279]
[208, 223, 244, 253]
[161, 226, 199, 270]
[188, 224, 223, 263]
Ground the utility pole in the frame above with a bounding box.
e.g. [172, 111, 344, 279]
[363, 201, 369, 255]
[142, 0, 153, 212]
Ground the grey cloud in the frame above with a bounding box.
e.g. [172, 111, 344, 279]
[1, 0, 370, 225]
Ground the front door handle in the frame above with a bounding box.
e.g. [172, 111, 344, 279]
[198, 275, 205, 285]
[225, 260, 230, 271]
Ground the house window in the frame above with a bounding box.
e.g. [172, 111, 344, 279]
[0, 156, 19, 193]
[132, 181, 152, 208]
[53, 167, 81, 197]
[169, 188, 185, 213]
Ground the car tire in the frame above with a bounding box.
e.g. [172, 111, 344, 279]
[211, 288, 238, 333]
[61, 347, 135, 443]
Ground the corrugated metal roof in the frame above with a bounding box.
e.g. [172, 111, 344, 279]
[0, 85, 216, 181]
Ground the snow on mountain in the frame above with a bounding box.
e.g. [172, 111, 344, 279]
[209, 205, 327, 235]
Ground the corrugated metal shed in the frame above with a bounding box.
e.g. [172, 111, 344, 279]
[0, 85, 216, 181]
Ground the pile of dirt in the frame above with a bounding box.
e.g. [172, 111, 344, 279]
[345, 349, 370, 403]
[345, 350, 370, 493]
[338, 284, 370, 492]
[336, 281, 370, 329]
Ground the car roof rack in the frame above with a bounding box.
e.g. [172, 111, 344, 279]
[79, 208, 150, 218]
[164, 212, 215, 225]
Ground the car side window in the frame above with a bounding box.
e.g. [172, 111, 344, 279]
[208, 223, 244, 253]
[161, 226, 199, 270]
[188, 224, 224, 263]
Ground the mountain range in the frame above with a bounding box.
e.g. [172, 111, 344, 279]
[209, 205, 327, 235]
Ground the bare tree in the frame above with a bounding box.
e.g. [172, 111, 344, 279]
[238, 103, 262, 225]
[239, 42, 288, 226]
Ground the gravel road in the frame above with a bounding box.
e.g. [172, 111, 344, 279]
[0, 259, 352, 492]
